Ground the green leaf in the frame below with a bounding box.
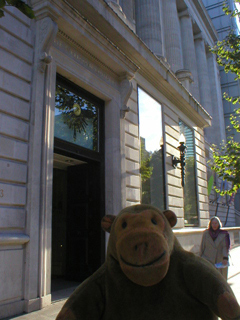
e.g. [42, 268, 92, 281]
[0, 0, 34, 18]
[208, 175, 214, 196]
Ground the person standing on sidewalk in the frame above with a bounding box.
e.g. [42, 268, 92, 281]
[200, 216, 230, 280]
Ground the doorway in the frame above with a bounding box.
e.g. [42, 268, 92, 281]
[51, 75, 105, 301]
[51, 152, 104, 301]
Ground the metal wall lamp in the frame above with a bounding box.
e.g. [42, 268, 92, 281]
[172, 134, 186, 187]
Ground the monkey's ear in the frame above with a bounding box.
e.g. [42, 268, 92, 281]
[101, 215, 116, 233]
[163, 210, 177, 228]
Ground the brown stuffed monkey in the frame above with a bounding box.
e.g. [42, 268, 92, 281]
[56, 204, 240, 320]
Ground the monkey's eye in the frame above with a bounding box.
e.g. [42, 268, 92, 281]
[122, 221, 127, 229]
[151, 218, 157, 225]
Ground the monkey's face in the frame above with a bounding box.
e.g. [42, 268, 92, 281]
[102, 205, 176, 287]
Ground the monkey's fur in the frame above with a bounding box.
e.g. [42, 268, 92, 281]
[56, 205, 240, 320]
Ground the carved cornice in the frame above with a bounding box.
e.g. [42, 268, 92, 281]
[61, 0, 139, 73]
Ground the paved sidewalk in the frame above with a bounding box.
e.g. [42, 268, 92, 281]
[5, 246, 240, 320]
[7, 300, 66, 320]
[228, 245, 240, 303]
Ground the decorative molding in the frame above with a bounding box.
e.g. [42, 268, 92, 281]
[31, 0, 60, 21]
[38, 17, 58, 73]
[194, 32, 210, 47]
[107, 1, 126, 20]
[176, 69, 193, 83]
[120, 105, 130, 119]
[0, 233, 30, 245]
[194, 32, 209, 47]
[194, 32, 203, 41]
[107, 0, 136, 32]
[54, 31, 118, 85]
[120, 76, 133, 119]
[179, 9, 190, 19]
[175, 69, 193, 92]
[156, 55, 171, 69]
[179, 8, 196, 25]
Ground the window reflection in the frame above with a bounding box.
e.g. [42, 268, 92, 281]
[179, 120, 198, 226]
[55, 83, 99, 151]
[138, 88, 165, 211]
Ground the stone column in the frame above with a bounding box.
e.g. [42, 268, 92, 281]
[194, 33, 213, 141]
[179, 9, 200, 100]
[207, 52, 226, 144]
[162, 0, 183, 72]
[135, 0, 163, 57]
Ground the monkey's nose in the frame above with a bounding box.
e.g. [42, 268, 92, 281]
[134, 242, 148, 251]
[134, 242, 148, 260]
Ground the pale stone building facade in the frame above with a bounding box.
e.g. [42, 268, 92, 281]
[0, 0, 239, 318]
[203, 0, 240, 224]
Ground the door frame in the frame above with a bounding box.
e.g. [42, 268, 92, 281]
[53, 74, 106, 266]
[37, 43, 124, 306]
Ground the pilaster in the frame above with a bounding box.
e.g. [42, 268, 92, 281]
[105, 97, 122, 216]
[120, 75, 133, 208]
[207, 52, 226, 145]
[194, 33, 213, 142]
[24, 6, 58, 311]
[105, 72, 134, 215]
[195, 36, 212, 107]
[179, 9, 200, 100]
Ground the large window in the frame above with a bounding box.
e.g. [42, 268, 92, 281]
[138, 87, 165, 211]
[55, 77, 99, 152]
[179, 120, 198, 226]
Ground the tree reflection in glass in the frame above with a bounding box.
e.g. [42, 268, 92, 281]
[55, 84, 99, 151]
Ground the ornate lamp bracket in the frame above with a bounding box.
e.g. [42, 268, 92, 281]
[172, 134, 187, 187]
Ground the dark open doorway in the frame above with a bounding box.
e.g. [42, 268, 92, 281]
[51, 153, 104, 301]
[51, 75, 105, 301]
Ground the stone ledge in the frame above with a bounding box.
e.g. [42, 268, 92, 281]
[0, 233, 30, 245]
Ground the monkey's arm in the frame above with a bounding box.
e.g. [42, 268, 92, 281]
[56, 265, 106, 320]
[183, 253, 240, 320]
